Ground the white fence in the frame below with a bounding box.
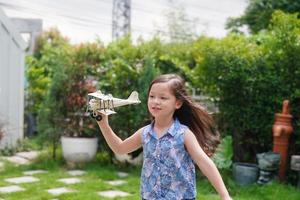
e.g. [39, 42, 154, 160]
[0, 8, 27, 148]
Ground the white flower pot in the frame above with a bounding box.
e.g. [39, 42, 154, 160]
[61, 136, 98, 163]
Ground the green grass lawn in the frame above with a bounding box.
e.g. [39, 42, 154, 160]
[0, 150, 300, 200]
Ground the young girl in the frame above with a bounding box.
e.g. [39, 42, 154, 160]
[96, 74, 232, 200]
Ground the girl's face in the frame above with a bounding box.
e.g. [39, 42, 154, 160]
[148, 82, 182, 119]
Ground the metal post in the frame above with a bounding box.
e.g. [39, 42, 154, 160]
[112, 0, 131, 40]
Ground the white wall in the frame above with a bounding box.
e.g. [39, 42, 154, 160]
[0, 8, 27, 148]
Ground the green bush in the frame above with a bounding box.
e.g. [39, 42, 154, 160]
[31, 30, 101, 158]
[192, 11, 300, 162]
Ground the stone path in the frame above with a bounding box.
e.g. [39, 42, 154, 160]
[105, 180, 127, 186]
[67, 170, 86, 176]
[0, 153, 132, 198]
[5, 176, 39, 184]
[2, 151, 40, 165]
[117, 171, 129, 178]
[58, 177, 81, 184]
[98, 190, 130, 198]
[0, 167, 132, 198]
[16, 151, 39, 160]
[0, 185, 25, 193]
[0, 162, 4, 171]
[23, 170, 48, 175]
[47, 187, 74, 195]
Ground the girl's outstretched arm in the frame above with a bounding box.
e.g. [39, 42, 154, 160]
[184, 129, 232, 200]
[96, 114, 142, 154]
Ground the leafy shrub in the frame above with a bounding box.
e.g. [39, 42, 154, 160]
[212, 135, 233, 170]
[192, 11, 300, 162]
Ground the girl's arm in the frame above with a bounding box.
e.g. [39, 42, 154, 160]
[96, 114, 142, 154]
[184, 129, 232, 200]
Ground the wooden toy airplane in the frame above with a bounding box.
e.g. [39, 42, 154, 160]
[87, 90, 141, 121]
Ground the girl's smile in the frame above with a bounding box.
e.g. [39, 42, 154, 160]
[147, 82, 181, 119]
[150, 106, 161, 111]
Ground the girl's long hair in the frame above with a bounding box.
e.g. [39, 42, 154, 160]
[149, 74, 220, 156]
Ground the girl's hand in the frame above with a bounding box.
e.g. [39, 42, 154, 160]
[95, 112, 109, 127]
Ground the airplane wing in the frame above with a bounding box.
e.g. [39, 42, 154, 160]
[87, 90, 141, 121]
[88, 90, 111, 101]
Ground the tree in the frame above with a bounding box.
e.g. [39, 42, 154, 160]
[155, 4, 199, 43]
[25, 28, 70, 114]
[226, 0, 300, 34]
[194, 11, 300, 161]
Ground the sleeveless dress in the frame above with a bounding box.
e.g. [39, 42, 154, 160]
[141, 118, 196, 200]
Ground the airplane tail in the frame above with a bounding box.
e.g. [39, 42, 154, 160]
[127, 91, 141, 103]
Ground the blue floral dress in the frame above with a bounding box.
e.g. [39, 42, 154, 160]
[141, 118, 196, 200]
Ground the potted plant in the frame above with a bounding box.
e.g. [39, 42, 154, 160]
[54, 43, 101, 163]
[36, 40, 100, 163]
[39, 73, 98, 164]
[60, 77, 99, 165]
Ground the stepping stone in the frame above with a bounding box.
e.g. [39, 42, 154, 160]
[98, 190, 130, 198]
[23, 170, 48, 175]
[117, 172, 129, 178]
[16, 151, 39, 160]
[5, 176, 39, 184]
[105, 180, 127, 186]
[47, 187, 74, 195]
[0, 162, 4, 171]
[67, 170, 86, 176]
[0, 185, 25, 193]
[3, 156, 30, 165]
[58, 178, 81, 184]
